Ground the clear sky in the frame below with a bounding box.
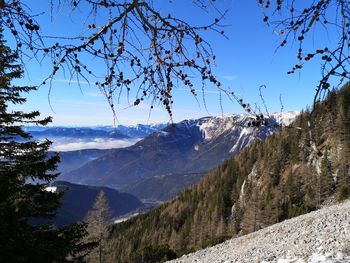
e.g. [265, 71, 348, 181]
[8, 0, 335, 126]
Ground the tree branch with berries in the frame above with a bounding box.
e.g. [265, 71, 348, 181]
[2, 0, 253, 124]
[260, 0, 350, 105]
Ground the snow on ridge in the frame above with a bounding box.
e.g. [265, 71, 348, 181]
[270, 110, 300, 126]
[196, 111, 299, 141]
[229, 126, 255, 154]
[157, 131, 170, 137]
[197, 115, 249, 140]
[117, 123, 166, 129]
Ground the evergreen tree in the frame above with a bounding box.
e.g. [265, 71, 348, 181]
[85, 191, 112, 263]
[130, 244, 177, 263]
[241, 181, 262, 234]
[0, 28, 92, 262]
[319, 150, 335, 204]
[336, 165, 350, 202]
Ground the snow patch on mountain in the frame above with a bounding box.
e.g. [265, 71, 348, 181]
[157, 131, 170, 137]
[197, 111, 298, 142]
[197, 115, 248, 140]
[270, 110, 300, 126]
[229, 126, 257, 153]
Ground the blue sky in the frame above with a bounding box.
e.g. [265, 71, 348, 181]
[9, 0, 334, 126]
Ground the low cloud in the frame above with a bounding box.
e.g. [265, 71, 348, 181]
[50, 138, 140, 151]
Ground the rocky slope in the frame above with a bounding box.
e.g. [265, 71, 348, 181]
[169, 200, 350, 263]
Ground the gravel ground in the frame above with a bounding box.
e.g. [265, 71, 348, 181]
[168, 200, 350, 263]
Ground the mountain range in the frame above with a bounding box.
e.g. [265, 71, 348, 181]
[25, 123, 166, 140]
[27, 127, 128, 140]
[24, 124, 166, 151]
[59, 112, 298, 200]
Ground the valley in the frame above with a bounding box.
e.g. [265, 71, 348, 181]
[51, 112, 298, 201]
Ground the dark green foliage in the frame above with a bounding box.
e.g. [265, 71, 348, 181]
[337, 183, 350, 201]
[130, 245, 177, 263]
[0, 28, 93, 262]
[337, 163, 350, 202]
[319, 151, 335, 203]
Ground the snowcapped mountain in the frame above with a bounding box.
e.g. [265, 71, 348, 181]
[170, 111, 298, 156]
[27, 127, 128, 139]
[25, 124, 166, 140]
[270, 110, 300, 126]
[60, 112, 298, 200]
[23, 124, 166, 151]
[196, 111, 299, 141]
[115, 123, 167, 138]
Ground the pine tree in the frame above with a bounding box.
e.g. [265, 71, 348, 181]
[241, 181, 262, 234]
[319, 150, 335, 204]
[85, 191, 112, 263]
[0, 28, 92, 262]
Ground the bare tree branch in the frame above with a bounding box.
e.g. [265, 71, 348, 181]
[260, 0, 350, 105]
[1, 0, 237, 122]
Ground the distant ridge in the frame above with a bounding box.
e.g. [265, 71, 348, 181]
[50, 181, 143, 226]
[60, 111, 298, 200]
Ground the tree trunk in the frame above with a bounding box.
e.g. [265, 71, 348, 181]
[99, 234, 102, 263]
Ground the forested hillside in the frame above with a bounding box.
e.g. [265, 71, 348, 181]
[50, 181, 143, 226]
[108, 84, 350, 263]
